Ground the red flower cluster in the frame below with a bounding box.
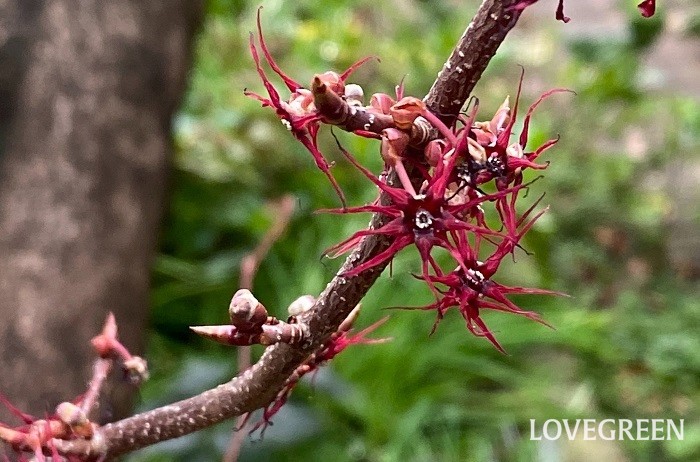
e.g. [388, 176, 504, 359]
[0, 314, 145, 461]
[324, 73, 571, 350]
[246, 11, 576, 351]
[245, 10, 622, 350]
[245, 9, 374, 207]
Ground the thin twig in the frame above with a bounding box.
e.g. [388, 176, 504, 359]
[224, 195, 296, 462]
[238, 195, 296, 290]
[79, 359, 112, 420]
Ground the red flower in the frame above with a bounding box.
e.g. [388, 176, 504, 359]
[245, 9, 373, 206]
[450, 73, 570, 192]
[405, 197, 565, 352]
[323, 140, 513, 285]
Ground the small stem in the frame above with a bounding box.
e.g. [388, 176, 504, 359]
[394, 160, 417, 197]
[80, 359, 112, 419]
[420, 110, 459, 147]
[224, 195, 296, 462]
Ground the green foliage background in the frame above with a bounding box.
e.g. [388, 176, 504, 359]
[131, 1, 699, 461]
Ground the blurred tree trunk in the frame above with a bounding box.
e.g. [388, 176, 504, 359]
[0, 0, 202, 423]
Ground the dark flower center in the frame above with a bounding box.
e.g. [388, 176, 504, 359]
[456, 165, 475, 185]
[414, 208, 434, 231]
[458, 267, 485, 291]
[485, 155, 504, 177]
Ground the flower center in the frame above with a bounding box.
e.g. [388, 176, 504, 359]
[459, 267, 485, 291]
[414, 209, 434, 230]
[456, 165, 473, 185]
[486, 155, 504, 176]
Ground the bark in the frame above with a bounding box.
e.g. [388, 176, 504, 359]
[0, 0, 202, 424]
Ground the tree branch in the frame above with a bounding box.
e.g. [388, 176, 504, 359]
[52, 1, 527, 459]
[424, 0, 523, 125]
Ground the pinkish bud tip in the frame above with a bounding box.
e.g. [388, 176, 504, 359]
[103, 312, 117, 338]
[637, 0, 655, 17]
[191, 325, 260, 346]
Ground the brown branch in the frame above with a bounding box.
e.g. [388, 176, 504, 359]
[424, 0, 523, 125]
[50, 1, 527, 459]
[311, 77, 395, 132]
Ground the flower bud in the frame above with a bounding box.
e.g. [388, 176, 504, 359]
[287, 295, 316, 316]
[490, 96, 510, 134]
[315, 71, 344, 95]
[467, 137, 487, 164]
[124, 356, 149, 384]
[638, 0, 656, 17]
[229, 289, 268, 330]
[473, 96, 510, 146]
[390, 96, 426, 130]
[286, 88, 315, 115]
[343, 83, 364, 107]
[56, 401, 95, 437]
[380, 128, 410, 165]
[424, 139, 447, 167]
[369, 92, 395, 115]
[56, 402, 88, 427]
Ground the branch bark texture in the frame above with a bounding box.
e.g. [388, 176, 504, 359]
[0, 0, 202, 425]
[59, 0, 526, 458]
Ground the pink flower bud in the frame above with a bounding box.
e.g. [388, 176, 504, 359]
[285, 88, 315, 115]
[55, 402, 88, 427]
[424, 139, 447, 167]
[467, 137, 487, 164]
[380, 128, 410, 165]
[490, 96, 510, 134]
[343, 83, 364, 107]
[369, 92, 395, 115]
[287, 295, 316, 316]
[315, 71, 344, 95]
[638, 0, 655, 17]
[229, 289, 268, 330]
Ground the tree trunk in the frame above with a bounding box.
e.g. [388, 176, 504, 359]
[0, 0, 202, 423]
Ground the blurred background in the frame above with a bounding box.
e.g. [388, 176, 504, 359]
[0, 0, 696, 461]
[132, 1, 699, 461]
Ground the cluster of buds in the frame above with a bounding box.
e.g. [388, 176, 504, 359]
[0, 399, 93, 461]
[91, 312, 149, 385]
[190, 289, 314, 347]
[323, 74, 572, 351]
[245, 8, 442, 206]
[0, 313, 147, 460]
[191, 292, 389, 433]
[245, 9, 392, 207]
